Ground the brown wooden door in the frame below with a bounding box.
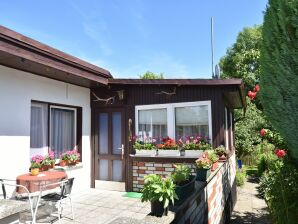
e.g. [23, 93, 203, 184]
[95, 108, 125, 185]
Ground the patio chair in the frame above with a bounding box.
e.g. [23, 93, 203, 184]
[40, 177, 75, 224]
[0, 178, 42, 224]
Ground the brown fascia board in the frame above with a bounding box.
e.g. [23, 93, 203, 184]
[0, 25, 112, 79]
[108, 78, 243, 86]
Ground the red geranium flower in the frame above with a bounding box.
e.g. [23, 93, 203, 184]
[248, 91, 257, 101]
[254, 84, 260, 92]
[260, 128, 266, 137]
[275, 149, 286, 158]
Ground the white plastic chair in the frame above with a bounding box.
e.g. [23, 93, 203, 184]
[0, 179, 42, 224]
[40, 178, 75, 224]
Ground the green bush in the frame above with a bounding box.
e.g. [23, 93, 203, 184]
[257, 152, 277, 176]
[236, 170, 246, 187]
[259, 160, 298, 224]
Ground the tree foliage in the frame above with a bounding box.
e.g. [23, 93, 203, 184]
[220, 26, 262, 90]
[234, 98, 267, 157]
[260, 0, 298, 161]
[220, 25, 266, 157]
[139, 71, 164, 79]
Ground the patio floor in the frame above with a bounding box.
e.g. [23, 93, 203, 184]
[29, 189, 151, 224]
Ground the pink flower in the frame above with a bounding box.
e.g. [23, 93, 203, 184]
[186, 140, 190, 144]
[193, 139, 198, 144]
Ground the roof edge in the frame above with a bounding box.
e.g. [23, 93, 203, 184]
[0, 25, 112, 78]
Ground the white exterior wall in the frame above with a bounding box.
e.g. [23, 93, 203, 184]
[0, 65, 91, 193]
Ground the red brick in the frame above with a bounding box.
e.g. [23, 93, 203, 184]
[137, 169, 145, 174]
[137, 162, 145, 166]
[133, 176, 137, 181]
[133, 162, 137, 166]
[138, 180, 144, 185]
[156, 167, 165, 171]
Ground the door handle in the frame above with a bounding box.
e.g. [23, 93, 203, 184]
[118, 144, 124, 159]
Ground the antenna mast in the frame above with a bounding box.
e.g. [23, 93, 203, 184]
[211, 17, 214, 78]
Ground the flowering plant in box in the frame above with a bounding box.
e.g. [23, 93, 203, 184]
[177, 136, 211, 151]
[159, 137, 178, 150]
[31, 155, 44, 168]
[61, 149, 80, 163]
[133, 136, 156, 150]
[42, 151, 55, 166]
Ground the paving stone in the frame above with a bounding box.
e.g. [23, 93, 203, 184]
[231, 177, 272, 224]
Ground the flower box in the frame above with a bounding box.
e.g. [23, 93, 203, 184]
[185, 150, 202, 157]
[135, 149, 156, 156]
[157, 149, 179, 156]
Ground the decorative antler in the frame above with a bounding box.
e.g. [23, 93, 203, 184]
[91, 92, 115, 104]
[155, 87, 176, 97]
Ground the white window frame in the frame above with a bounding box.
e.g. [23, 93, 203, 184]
[135, 101, 212, 144]
[225, 107, 229, 150]
[230, 111, 234, 147]
[49, 105, 77, 151]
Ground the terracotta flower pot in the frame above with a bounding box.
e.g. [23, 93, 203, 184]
[40, 165, 50, 171]
[66, 160, 76, 166]
[31, 168, 40, 176]
[60, 160, 67, 167]
[211, 161, 219, 171]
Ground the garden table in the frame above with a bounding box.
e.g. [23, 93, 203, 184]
[16, 171, 67, 193]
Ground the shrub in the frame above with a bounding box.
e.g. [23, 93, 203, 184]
[236, 170, 246, 187]
[257, 152, 277, 176]
[259, 160, 298, 224]
[261, 0, 298, 161]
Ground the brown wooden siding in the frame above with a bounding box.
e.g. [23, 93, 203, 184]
[91, 84, 239, 191]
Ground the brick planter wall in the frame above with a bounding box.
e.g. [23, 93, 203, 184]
[132, 162, 197, 192]
[131, 151, 237, 224]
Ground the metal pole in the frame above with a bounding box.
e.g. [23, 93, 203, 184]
[211, 17, 214, 78]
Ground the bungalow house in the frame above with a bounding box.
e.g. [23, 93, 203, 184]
[0, 25, 245, 198]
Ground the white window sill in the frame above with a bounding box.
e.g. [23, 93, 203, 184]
[52, 162, 83, 171]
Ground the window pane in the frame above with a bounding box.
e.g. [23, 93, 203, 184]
[99, 113, 108, 154]
[138, 109, 167, 139]
[112, 112, 122, 155]
[30, 102, 48, 157]
[175, 106, 209, 138]
[99, 160, 109, 180]
[50, 107, 75, 157]
[112, 160, 122, 181]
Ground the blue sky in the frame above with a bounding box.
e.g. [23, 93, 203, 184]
[0, 0, 266, 78]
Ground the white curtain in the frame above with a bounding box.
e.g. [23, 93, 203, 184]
[175, 106, 209, 138]
[30, 102, 48, 158]
[138, 109, 167, 139]
[50, 107, 75, 157]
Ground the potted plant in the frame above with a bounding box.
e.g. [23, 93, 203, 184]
[215, 145, 227, 161]
[41, 151, 56, 171]
[207, 150, 219, 171]
[171, 164, 195, 205]
[195, 153, 212, 181]
[60, 149, 80, 166]
[141, 174, 177, 217]
[30, 155, 43, 176]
